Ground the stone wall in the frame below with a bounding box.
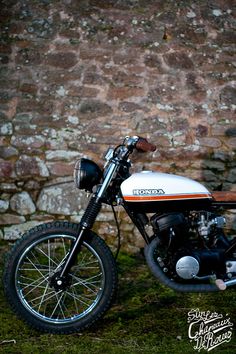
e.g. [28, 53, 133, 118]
[0, 0, 235, 252]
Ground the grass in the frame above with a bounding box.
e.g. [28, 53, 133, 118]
[0, 240, 235, 354]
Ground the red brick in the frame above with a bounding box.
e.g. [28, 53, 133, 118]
[225, 138, 236, 149]
[107, 87, 145, 100]
[0, 214, 25, 225]
[79, 47, 113, 62]
[20, 83, 38, 95]
[67, 86, 99, 98]
[15, 48, 42, 65]
[46, 52, 77, 69]
[198, 137, 222, 148]
[0, 44, 12, 54]
[47, 162, 74, 176]
[164, 52, 194, 70]
[0, 159, 15, 179]
[43, 69, 82, 84]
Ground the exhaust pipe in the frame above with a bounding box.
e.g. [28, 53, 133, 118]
[225, 278, 236, 288]
[145, 238, 235, 293]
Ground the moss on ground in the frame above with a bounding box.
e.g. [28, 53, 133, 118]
[0, 241, 235, 353]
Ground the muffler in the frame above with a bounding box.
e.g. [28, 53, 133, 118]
[144, 237, 236, 292]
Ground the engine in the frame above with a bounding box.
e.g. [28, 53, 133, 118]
[150, 211, 232, 281]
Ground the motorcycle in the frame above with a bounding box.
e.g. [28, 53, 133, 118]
[3, 136, 236, 334]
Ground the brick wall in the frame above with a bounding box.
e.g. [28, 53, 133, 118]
[0, 0, 235, 252]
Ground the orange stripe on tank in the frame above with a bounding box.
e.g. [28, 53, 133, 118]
[124, 193, 212, 202]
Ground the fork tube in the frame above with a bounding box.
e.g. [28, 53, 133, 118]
[59, 226, 86, 277]
[97, 162, 117, 199]
[59, 162, 118, 277]
[59, 196, 102, 277]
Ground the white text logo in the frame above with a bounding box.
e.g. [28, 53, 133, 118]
[188, 308, 233, 352]
[133, 189, 165, 195]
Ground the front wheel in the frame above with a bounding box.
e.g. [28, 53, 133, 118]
[3, 221, 117, 334]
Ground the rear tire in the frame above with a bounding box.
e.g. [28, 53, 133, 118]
[3, 221, 117, 334]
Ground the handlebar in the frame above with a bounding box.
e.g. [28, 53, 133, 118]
[112, 136, 156, 162]
[135, 137, 156, 152]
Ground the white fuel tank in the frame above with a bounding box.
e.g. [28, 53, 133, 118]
[120, 171, 212, 211]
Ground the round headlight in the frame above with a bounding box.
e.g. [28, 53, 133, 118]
[74, 158, 103, 192]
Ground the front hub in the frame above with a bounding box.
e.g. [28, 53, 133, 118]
[50, 272, 72, 292]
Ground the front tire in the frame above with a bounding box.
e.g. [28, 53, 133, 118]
[3, 221, 117, 334]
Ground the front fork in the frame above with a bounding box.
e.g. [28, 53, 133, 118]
[59, 196, 102, 278]
[59, 161, 118, 278]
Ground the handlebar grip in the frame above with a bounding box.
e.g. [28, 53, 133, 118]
[136, 137, 156, 152]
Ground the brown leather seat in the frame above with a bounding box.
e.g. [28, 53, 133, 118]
[211, 191, 236, 202]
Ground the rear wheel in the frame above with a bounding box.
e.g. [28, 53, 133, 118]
[3, 222, 117, 334]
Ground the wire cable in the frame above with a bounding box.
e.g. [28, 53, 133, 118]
[111, 203, 121, 260]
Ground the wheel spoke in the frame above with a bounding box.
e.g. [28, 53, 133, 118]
[37, 282, 50, 313]
[71, 286, 79, 314]
[76, 255, 100, 268]
[70, 272, 102, 294]
[65, 289, 93, 307]
[35, 245, 65, 270]
[19, 276, 48, 294]
[48, 239, 51, 275]
[50, 292, 66, 319]
[15, 234, 106, 325]
[19, 266, 50, 272]
[24, 256, 48, 280]
[30, 289, 61, 308]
